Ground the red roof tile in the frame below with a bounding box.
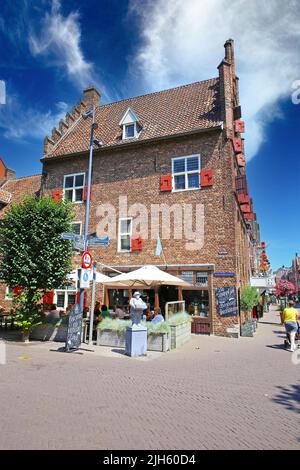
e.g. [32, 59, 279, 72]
[0, 175, 42, 214]
[46, 78, 221, 159]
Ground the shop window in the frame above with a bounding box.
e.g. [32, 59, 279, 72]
[180, 271, 194, 285]
[183, 290, 210, 317]
[196, 272, 208, 287]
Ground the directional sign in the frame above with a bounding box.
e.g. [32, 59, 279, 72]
[88, 235, 111, 247]
[73, 239, 85, 251]
[80, 268, 91, 288]
[61, 232, 75, 240]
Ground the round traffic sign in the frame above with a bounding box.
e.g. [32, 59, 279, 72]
[82, 251, 92, 269]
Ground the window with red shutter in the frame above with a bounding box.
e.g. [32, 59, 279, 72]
[200, 169, 214, 187]
[52, 189, 63, 202]
[232, 138, 243, 153]
[43, 291, 54, 305]
[131, 236, 143, 251]
[234, 120, 245, 133]
[83, 186, 92, 202]
[160, 175, 172, 192]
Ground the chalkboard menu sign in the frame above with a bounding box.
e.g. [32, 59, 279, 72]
[65, 304, 83, 351]
[215, 287, 238, 317]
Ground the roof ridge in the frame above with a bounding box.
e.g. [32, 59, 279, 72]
[99, 77, 219, 109]
[2, 174, 42, 186]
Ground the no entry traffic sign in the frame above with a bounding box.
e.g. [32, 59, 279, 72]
[82, 251, 92, 269]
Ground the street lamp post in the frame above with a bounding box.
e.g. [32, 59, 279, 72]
[79, 106, 98, 324]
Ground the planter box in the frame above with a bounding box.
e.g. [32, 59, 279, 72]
[97, 329, 125, 348]
[169, 321, 191, 349]
[97, 329, 169, 352]
[147, 333, 169, 352]
[240, 320, 256, 337]
[30, 324, 68, 342]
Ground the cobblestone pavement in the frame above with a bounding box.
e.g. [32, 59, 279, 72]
[0, 305, 299, 450]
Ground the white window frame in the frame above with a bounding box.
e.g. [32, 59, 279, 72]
[172, 154, 201, 192]
[54, 288, 77, 311]
[70, 221, 82, 236]
[63, 172, 85, 203]
[122, 122, 139, 140]
[5, 286, 13, 300]
[118, 217, 133, 252]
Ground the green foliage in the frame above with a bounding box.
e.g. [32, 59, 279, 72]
[0, 196, 74, 332]
[240, 285, 260, 312]
[97, 318, 131, 335]
[96, 314, 191, 336]
[168, 312, 192, 326]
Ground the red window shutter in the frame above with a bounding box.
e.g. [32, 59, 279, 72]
[131, 236, 143, 251]
[235, 175, 248, 195]
[43, 291, 54, 305]
[160, 175, 172, 192]
[244, 213, 254, 220]
[200, 169, 214, 187]
[234, 120, 245, 133]
[241, 204, 251, 213]
[75, 291, 87, 308]
[232, 138, 243, 153]
[13, 287, 22, 298]
[237, 194, 250, 204]
[52, 189, 63, 202]
[237, 153, 246, 167]
[83, 186, 92, 202]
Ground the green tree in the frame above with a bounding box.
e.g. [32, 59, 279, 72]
[240, 285, 260, 318]
[0, 196, 74, 340]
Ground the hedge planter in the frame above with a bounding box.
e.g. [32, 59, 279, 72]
[169, 321, 191, 349]
[97, 329, 125, 348]
[97, 329, 169, 352]
[147, 333, 169, 352]
[29, 324, 68, 342]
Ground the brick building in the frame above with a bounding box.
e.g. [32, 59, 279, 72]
[0, 39, 260, 336]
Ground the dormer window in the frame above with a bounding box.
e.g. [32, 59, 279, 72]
[119, 106, 141, 140]
[124, 123, 135, 139]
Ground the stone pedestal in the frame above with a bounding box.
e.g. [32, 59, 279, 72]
[125, 326, 147, 357]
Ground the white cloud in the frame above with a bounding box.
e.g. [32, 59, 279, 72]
[130, 0, 300, 159]
[0, 93, 68, 141]
[29, 0, 103, 93]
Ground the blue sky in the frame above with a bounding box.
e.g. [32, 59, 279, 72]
[0, 0, 299, 271]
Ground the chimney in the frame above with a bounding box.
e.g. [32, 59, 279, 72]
[82, 86, 101, 109]
[218, 39, 239, 138]
[5, 168, 16, 180]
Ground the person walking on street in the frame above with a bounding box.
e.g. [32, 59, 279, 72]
[281, 300, 299, 352]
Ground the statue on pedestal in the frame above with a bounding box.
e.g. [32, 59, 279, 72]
[129, 291, 147, 328]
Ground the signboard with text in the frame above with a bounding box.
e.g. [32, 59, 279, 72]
[65, 304, 83, 351]
[215, 287, 238, 317]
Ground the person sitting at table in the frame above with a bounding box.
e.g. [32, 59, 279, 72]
[46, 304, 61, 321]
[145, 309, 153, 321]
[115, 304, 125, 319]
[101, 304, 110, 319]
[151, 308, 164, 323]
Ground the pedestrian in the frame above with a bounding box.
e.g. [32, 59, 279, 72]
[101, 304, 111, 318]
[281, 300, 299, 352]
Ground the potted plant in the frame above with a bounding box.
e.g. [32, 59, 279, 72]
[13, 289, 43, 342]
[240, 285, 260, 336]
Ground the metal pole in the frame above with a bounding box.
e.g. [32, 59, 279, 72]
[89, 261, 97, 345]
[79, 106, 96, 324]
